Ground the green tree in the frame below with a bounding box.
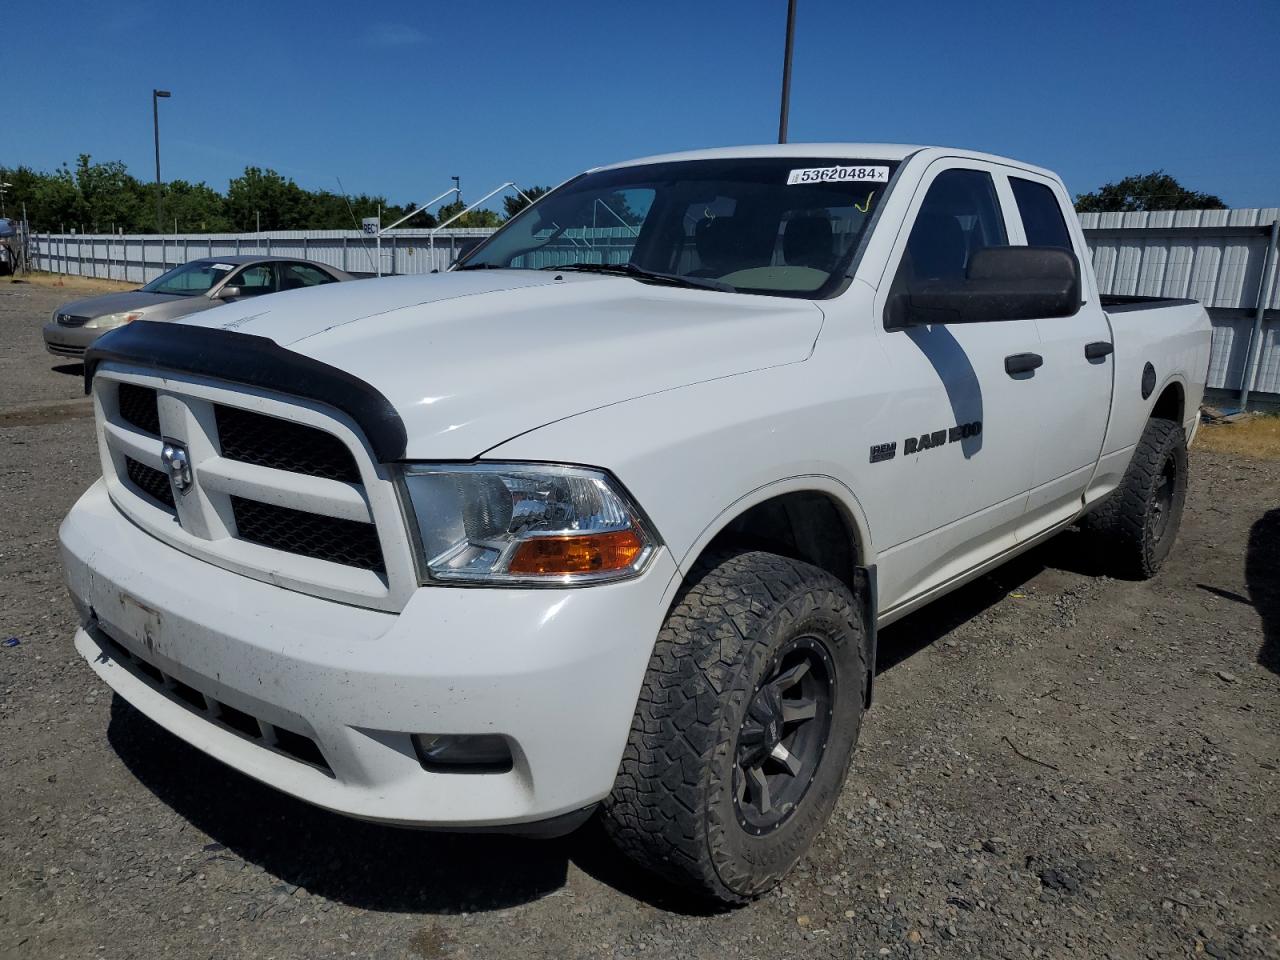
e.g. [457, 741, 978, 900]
[2, 156, 524, 233]
[503, 185, 551, 219]
[434, 199, 503, 228]
[74, 155, 148, 231]
[165, 180, 231, 232]
[303, 189, 364, 230]
[0, 163, 82, 229]
[226, 167, 309, 230]
[384, 199, 437, 229]
[301, 191, 438, 230]
[1074, 171, 1226, 212]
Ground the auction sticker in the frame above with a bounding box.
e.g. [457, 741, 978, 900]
[787, 165, 889, 185]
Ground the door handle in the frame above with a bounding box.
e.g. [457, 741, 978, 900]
[1004, 352, 1044, 376]
[1085, 341, 1114, 360]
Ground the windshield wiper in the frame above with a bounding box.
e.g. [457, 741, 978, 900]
[540, 261, 733, 292]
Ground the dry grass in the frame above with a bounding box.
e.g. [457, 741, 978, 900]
[1195, 413, 1280, 460]
[3, 270, 135, 295]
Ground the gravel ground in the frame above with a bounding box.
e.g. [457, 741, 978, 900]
[2, 279, 1278, 959]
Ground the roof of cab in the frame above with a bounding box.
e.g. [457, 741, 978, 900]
[592, 143, 1060, 182]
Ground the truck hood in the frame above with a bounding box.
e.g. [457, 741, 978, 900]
[60, 289, 186, 316]
[179, 270, 824, 459]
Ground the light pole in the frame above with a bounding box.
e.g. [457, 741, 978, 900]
[152, 89, 171, 234]
[0, 182, 11, 218]
[777, 0, 797, 144]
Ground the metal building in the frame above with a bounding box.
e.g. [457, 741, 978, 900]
[1080, 209, 1280, 405]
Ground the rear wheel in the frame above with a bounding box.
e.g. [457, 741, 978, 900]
[602, 550, 866, 904]
[1082, 417, 1188, 578]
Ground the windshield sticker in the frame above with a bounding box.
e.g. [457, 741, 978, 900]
[787, 165, 889, 186]
[210, 263, 234, 271]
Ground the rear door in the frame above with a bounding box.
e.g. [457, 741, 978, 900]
[869, 161, 1042, 611]
[1000, 172, 1114, 537]
[226, 262, 279, 299]
[280, 262, 341, 291]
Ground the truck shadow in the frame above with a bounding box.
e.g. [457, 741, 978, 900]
[875, 527, 1106, 672]
[106, 697, 572, 914]
[103, 528, 1108, 917]
[106, 697, 708, 915]
[1245, 508, 1280, 675]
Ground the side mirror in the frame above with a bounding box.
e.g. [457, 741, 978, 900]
[216, 285, 242, 300]
[889, 247, 1080, 327]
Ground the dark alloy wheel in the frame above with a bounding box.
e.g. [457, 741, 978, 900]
[734, 637, 835, 835]
[1148, 453, 1178, 547]
[1081, 416, 1188, 579]
[603, 549, 867, 904]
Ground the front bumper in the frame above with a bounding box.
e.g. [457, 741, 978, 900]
[42, 320, 107, 358]
[61, 480, 680, 827]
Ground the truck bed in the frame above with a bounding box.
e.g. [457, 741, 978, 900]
[1100, 294, 1199, 314]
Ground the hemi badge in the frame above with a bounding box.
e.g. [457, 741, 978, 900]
[870, 441, 897, 464]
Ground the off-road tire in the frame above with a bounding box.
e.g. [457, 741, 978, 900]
[1082, 417, 1188, 579]
[602, 550, 866, 905]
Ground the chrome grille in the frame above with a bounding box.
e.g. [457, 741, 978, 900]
[57, 313, 91, 327]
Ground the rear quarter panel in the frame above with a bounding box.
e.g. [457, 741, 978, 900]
[1088, 301, 1211, 504]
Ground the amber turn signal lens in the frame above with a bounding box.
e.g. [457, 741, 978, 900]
[508, 529, 645, 575]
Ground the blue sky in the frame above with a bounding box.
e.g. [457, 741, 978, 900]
[6, 0, 1278, 209]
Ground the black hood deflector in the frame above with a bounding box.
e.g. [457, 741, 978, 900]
[84, 320, 408, 462]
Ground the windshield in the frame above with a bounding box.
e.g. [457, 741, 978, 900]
[141, 260, 234, 296]
[458, 158, 898, 297]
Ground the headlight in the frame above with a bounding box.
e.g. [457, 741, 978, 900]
[84, 311, 144, 329]
[401, 463, 657, 585]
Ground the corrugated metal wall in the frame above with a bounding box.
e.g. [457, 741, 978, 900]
[1079, 208, 1280, 397]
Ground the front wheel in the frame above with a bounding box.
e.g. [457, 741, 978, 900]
[1082, 417, 1188, 579]
[602, 550, 866, 904]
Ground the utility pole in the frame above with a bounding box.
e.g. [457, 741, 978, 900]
[777, 0, 797, 144]
[452, 176, 461, 208]
[153, 89, 171, 233]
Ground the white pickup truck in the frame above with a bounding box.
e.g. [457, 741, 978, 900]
[61, 144, 1210, 904]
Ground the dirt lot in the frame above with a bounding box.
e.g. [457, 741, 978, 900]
[1, 278, 1277, 959]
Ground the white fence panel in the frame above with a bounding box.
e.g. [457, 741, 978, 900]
[30, 229, 499, 283]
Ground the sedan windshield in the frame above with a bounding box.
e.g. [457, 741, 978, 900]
[141, 260, 234, 296]
[458, 158, 898, 297]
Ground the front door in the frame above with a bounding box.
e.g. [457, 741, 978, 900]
[868, 162, 1045, 612]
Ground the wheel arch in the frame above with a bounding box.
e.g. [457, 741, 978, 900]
[676, 477, 879, 708]
[677, 476, 874, 586]
[1150, 377, 1186, 426]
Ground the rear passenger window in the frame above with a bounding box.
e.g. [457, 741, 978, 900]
[1010, 178, 1072, 250]
[230, 264, 276, 296]
[281, 263, 335, 290]
[892, 168, 1008, 287]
